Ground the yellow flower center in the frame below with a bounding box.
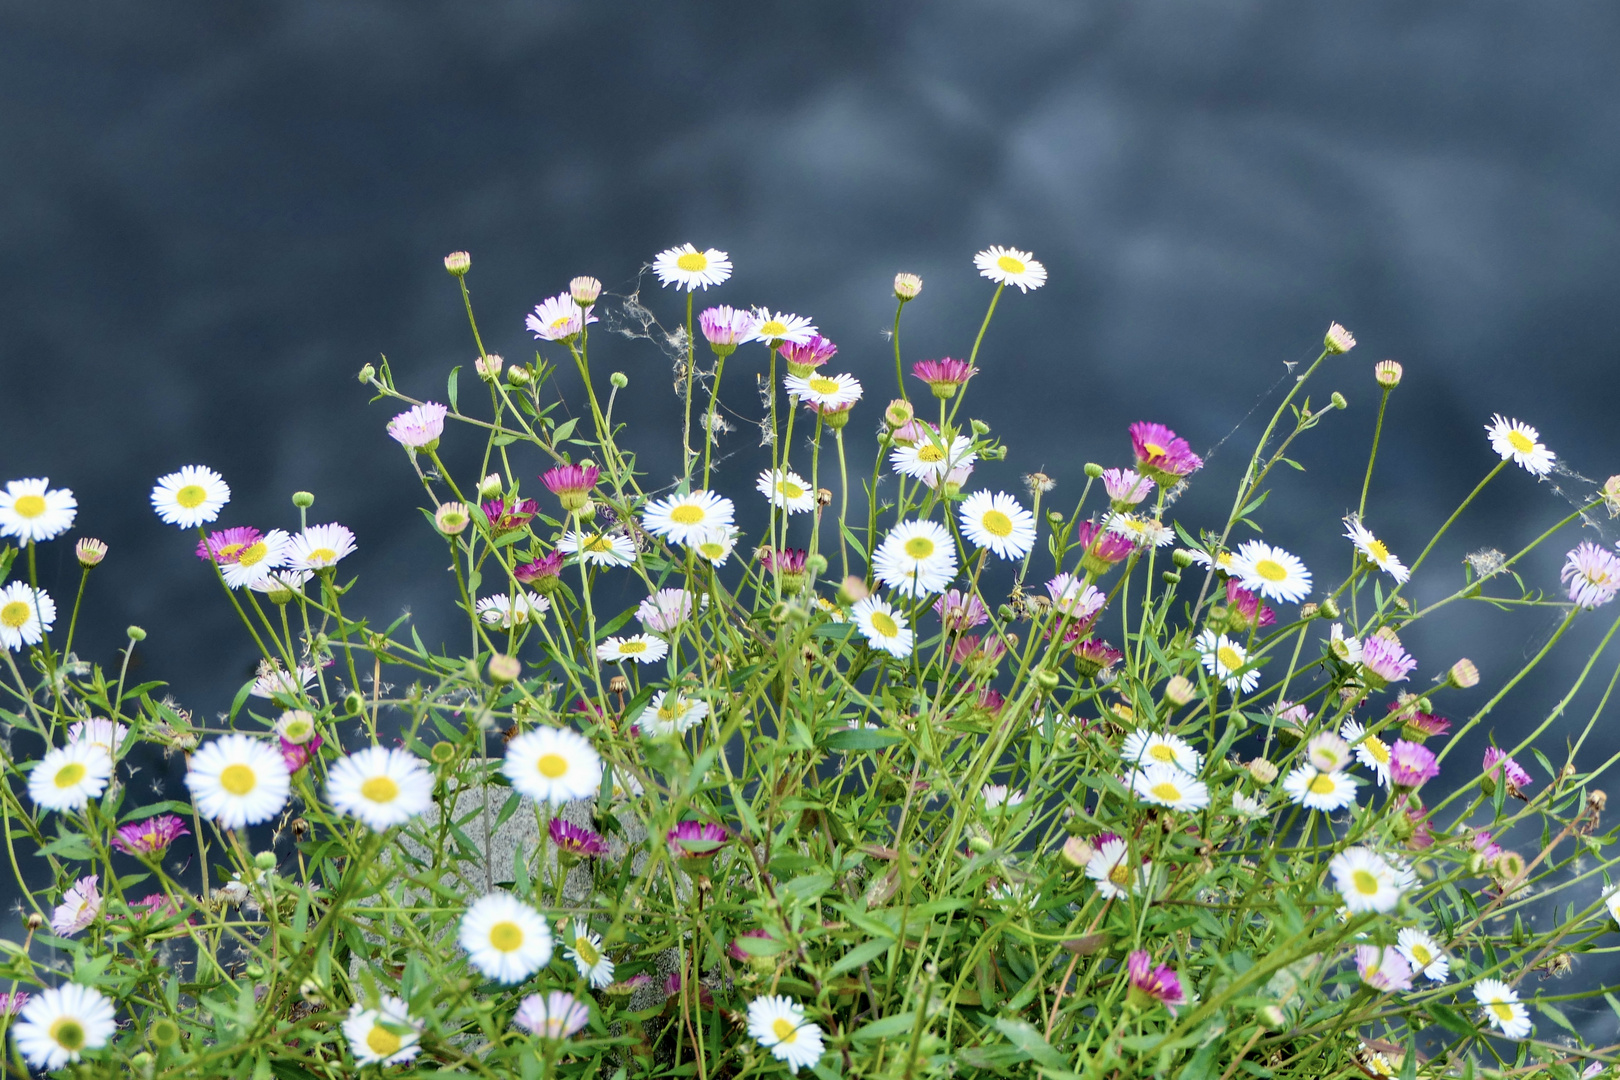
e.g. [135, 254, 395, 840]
[1366, 736, 1390, 764]
[1366, 539, 1390, 562]
[781, 482, 804, 499]
[574, 936, 600, 965]
[773, 1018, 799, 1043]
[361, 776, 399, 803]
[307, 547, 338, 563]
[1489, 1002, 1515, 1022]
[698, 542, 724, 558]
[1254, 558, 1287, 582]
[49, 1018, 85, 1051]
[537, 754, 569, 778]
[669, 505, 705, 525]
[584, 535, 613, 552]
[904, 536, 935, 559]
[917, 445, 945, 463]
[676, 252, 708, 272]
[1352, 869, 1380, 895]
[548, 316, 574, 334]
[1410, 944, 1432, 965]
[12, 494, 45, 518]
[808, 376, 839, 394]
[1308, 774, 1337, 796]
[618, 640, 647, 654]
[760, 320, 786, 337]
[175, 484, 208, 509]
[1217, 646, 1244, 671]
[870, 612, 899, 638]
[220, 764, 257, 796]
[1507, 430, 1535, 454]
[1150, 781, 1182, 803]
[216, 543, 246, 561]
[236, 542, 268, 568]
[1142, 441, 1167, 458]
[1148, 744, 1176, 764]
[366, 1025, 402, 1058]
[1, 600, 30, 628]
[489, 920, 525, 952]
[1108, 862, 1131, 887]
[982, 510, 1013, 537]
[54, 763, 86, 788]
[996, 254, 1026, 275]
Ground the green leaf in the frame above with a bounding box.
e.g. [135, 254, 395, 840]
[552, 417, 579, 442]
[992, 1018, 1066, 1070]
[825, 728, 901, 751]
[735, 934, 791, 957]
[1536, 999, 1579, 1036]
[839, 522, 868, 561]
[448, 366, 461, 412]
[851, 1012, 915, 1042]
[118, 801, 194, 824]
[1425, 1002, 1475, 1037]
[36, 833, 95, 860]
[827, 938, 893, 978]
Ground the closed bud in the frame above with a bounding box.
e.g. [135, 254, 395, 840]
[1161, 570, 1181, 585]
[805, 553, 829, 576]
[1084, 462, 1104, 479]
[1317, 598, 1339, 619]
[1047, 510, 1064, 527]
[1449, 658, 1479, 688]
[1493, 849, 1526, 884]
[1330, 391, 1348, 410]
[131, 1051, 155, 1077]
[1164, 675, 1196, 708]
[477, 473, 504, 499]
[358, 363, 376, 383]
[444, 251, 471, 275]
[75, 538, 108, 567]
[254, 850, 277, 871]
[343, 690, 365, 716]
[1324, 322, 1355, 354]
[970, 418, 990, 436]
[998, 604, 1016, 621]
[1375, 359, 1403, 388]
[610, 371, 629, 389]
[966, 832, 993, 854]
[839, 576, 869, 604]
[435, 501, 470, 535]
[1060, 835, 1095, 869]
[1171, 548, 1195, 568]
[507, 365, 531, 386]
[475, 353, 503, 381]
[1034, 669, 1060, 690]
[430, 741, 456, 765]
[1247, 758, 1279, 785]
[570, 276, 603, 306]
[1258, 1004, 1286, 1029]
[292, 491, 315, 509]
[127, 625, 147, 641]
[893, 272, 923, 301]
[488, 654, 520, 684]
[884, 399, 914, 429]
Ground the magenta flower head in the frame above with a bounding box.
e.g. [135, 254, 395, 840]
[280, 731, 322, 774]
[1125, 951, 1187, 1015]
[1470, 830, 1503, 862]
[1403, 804, 1434, 850]
[482, 496, 539, 535]
[1562, 541, 1620, 609]
[975, 685, 1006, 713]
[1224, 579, 1276, 631]
[911, 358, 978, 400]
[667, 821, 730, 859]
[698, 305, 757, 357]
[934, 589, 990, 632]
[514, 551, 565, 592]
[1388, 740, 1439, 790]
[196, 526, 262, 565]
[112, 814, 190, 857]
[1074, 520, 1136, 576]
[1356, 945, 1414, 993]
[1129, 422, 1203, 484]
[549, 818, 609, 858]
[1101, 467, 1155, 506]
[1482, 747, 1532, 799]
[1360, 633, 1417, 689]
[781, 334, 838, 374]
[0, 991, 28, 1016]
[541, 463, 600, 513]
[952, 633, 1009, 668]
[727, 927, 776, 961]
[1072, 638, 1123, 679]
[1389, 699, 1450, 743]
[387, 402, 448, 451]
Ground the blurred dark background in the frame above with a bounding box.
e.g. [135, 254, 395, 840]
[5, 0, 1620, 994]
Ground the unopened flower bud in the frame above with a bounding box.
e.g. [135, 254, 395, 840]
[477, 473, 503, 499]
[1374, 359, 1403, 388]
[893, 272, 922, 301]
[127, 625, 147, 642]
[289, 490, 315, 510]
[883, 399, 914, 429]
[805, 553, 829, 576]
[1493, 849, 1526, 883]
[839, 576, 869, 604]
[1171, 548, 1195, 568]
[254, 850, 277, 871]
[1163, 675, 1196, 709]
[488, 653, 521, 684]
[967, 834, 994, 854]
[998, 604, 1016, 621]
[1317, 598, 1339, 619]
[1060, 835, 1095, 869]
[149, 1018, 180, 1047]
[610, 371, 629, 389]
[1161, 570, 1181, 584]
[970, 418, 990, 436]
[444, 250, 471, 275]
[1034, 669, 1060, 690]
[1603, 476, 1620, 517]
[430, 741, 456, 765]
[1247, 758, 1279, 785]
[475, 353, 503, 381]
[1324, 322, 1355, 354]
[1083, 462, 1104, 479]
[570, 276, 602, 306]
[75, 538, 108, 567]
[1330, 391, 1347, 410]
[1449, 658, 1479, 689]
[435, 501, 470, 535]
[507, 365, 531, 386]
[343, 690, 365, 716]
[1258, 1004, 1286, 1029]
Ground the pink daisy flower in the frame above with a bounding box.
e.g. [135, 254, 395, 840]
[1356, 946, 1414, 992]
[667, 821, 730, 859]
[698, 305, 756, 356]
[387, 402, 448, 450]
[542, 464, 600, 513]
[112, 814, 190, 857]
[1074, 520, 1136, 575]
[1126, 951, 1187, 1014]
[196, 526, 262, 565]
[637, 588, 696, 633]
[549, 818, 609, 858]
[1483, 748, 1532, 797]
[1072, 639, 1123, 679]
[1129, 422, 1203, 483]
[911, 358, 978, 399]
[514, 551, 565, 589]
[1224, 579, 1276, 630]
[1101, 467, 1154, 506]
[526, 292, 597, 342]
[934, 589, 990, 632]
[1562, 541, 1620, 609]
[1388, 740, 1439, 789]
[779, 334, 838, 374]
[1360, 634, 1416, 688]
[482, 496, 539, 535]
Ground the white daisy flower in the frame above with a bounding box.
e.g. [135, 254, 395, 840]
[249, 568, 312, 598]
[652, 243, 732, 291]
[343, 994, 423, 1065]
[559, 529, 636, 567]
[1329, 623, 1364, 665]
[1343, 516, 1409, 583]
[596, 634, 668, 665]
[1474, 978, 1531, 1039]
[1329, 847, 1405, 913]
[746, 996, 826, 1075]
[50, 874, 102, 936]
[151, 465, 230, 528]
[815, 597, 846, 623]
[0, 582, 54, 652]
[0, 478, 76, 542]
[513, 990, 591, 1039]
[250, 661, 317, 700]
[502, 727, 602, 804]
[1230, 792, 1269, 819]
[1086, 835, 1151, 899]
[973, 245, 1047, 292]
[1187, 548, 1237, 574]
[747, 308, 817, 346]
[959, 491, 1036, 560]
[872, 519, 958, 597]
[27, 742, 112, 813]
[476, 592, 551, 628]
[756, 469, 815, 515]
[459, 892, 553, 984]
[286, 523, 357, 570]
[66, 718, 128, 759]
[638, 690, 709, 736]
[526, 291, 597, 343]
[692, 527, 738, 566]
[1341, 718, 1393, 787]
[784, 371, 863, 409]
[1230, 540, 1312, 604]
[981, 784, 1027, 809]
[1130, 763, 1210, 812]
[185, 734, 292, 829]
[1282, 765, 1358, 812]
[1486, 414, 1555, 477]
[326, 747, 434, 830]
[889, 434, 977, 481]
[852, 596, 914, 658]
[220, 530, 292, 590]
[1395, 928, 1450, 982]
[641, 490, 735, 548]
[1120, 730, 1203, 775]
[565, 921, 615, 988]
[1197, 630, 1259, 693]
[1106, 513, 1174, 549]
[11, 983, 117, 1070]
[1606, 885, 1620, 926]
